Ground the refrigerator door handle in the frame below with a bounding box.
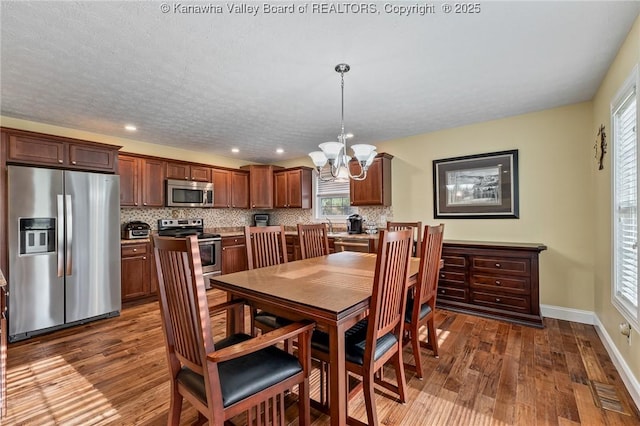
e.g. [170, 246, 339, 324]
[65, 194, 73, 276]
[57, 194, 64, 278]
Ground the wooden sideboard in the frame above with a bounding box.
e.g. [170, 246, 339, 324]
[437, 240, 547, 328]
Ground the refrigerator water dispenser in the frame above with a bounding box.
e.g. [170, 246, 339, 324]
[19, 218, 55, 255]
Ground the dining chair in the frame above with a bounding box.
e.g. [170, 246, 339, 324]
[311, 229, 414, 426]
[153, 235, 313, 426]
[244, 225, 291, 335]
[403, 224, 445, 379]
[386, 221, 423, 258]
[297, 223, 330, 260]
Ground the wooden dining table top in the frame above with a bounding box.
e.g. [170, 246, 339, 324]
[210, 251, 421, 319]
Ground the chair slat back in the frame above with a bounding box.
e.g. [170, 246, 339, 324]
[153, 235, 213, 374]
[387, 221, 423, 257]
[297, 223, 330, 260]
[245, 225, 288, 270]
[369, 229, 413, 343]
[416, 224, 445, 306]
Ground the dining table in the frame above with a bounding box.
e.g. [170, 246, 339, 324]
[209, 251, 421, 426]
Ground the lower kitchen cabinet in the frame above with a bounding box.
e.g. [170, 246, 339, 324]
[437, 240, 547, 328]
[121, 242, 155, 301]
[221, 236, 248, 274]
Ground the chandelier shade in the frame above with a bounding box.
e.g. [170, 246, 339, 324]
[309, 63, 377, 182]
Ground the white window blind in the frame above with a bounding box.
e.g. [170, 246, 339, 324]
[613, 68, 639, 328]
[315, 168, 355, 219]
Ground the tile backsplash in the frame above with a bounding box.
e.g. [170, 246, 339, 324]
[120, 206, 393, 230]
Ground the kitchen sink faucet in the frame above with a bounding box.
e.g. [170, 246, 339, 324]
[325, 217, 333, 234]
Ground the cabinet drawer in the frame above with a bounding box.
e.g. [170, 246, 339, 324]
[471, 274, 530, 294]
[222, 236, 245, 247]
[122, 244, 148, 257]
[471, 291, 530, 313]
[471, 256, 530, 276]
[437, 286, 466, 302]
[438, 270, 465, 286]
[443, 254, 466, 268]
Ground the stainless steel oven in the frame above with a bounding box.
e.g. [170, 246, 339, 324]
[199, 237, 222, 282]
[157, 218, 221, 287]
[165, 179, 213, 208]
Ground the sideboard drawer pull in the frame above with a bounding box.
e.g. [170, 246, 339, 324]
[495, 280, 501, 285]
[495, 298, 501, 303]
[495, 263, 501, 268]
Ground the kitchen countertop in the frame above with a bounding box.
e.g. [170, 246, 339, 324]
[120, 227, 382, 244]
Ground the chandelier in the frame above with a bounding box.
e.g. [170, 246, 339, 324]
[308, 63, 377, 182]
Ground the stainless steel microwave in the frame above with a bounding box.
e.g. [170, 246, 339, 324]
[165, 179, 213, 208]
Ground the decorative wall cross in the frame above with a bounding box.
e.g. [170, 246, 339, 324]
[594, 124, 607, 170]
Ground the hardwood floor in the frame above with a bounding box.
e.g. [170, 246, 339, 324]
[4, 290, 639, 425]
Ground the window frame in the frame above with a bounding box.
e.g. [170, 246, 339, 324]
[611, 64, 640, 331]
[314, 169, 356, 221]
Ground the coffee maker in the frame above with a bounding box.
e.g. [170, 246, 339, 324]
[347, 214, 363, 234]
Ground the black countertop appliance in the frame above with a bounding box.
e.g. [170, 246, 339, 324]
[347, 214, 363, 234]
[123, 221, 151, 239]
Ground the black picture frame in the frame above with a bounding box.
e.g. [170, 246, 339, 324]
[433, 150, 519, 219]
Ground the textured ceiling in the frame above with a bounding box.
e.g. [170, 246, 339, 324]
[1, 1, 639, 164]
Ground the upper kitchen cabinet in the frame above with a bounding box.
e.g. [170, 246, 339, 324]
[212, 168, 249, 209]
[3, 128, 120, 173]
[166, 161, 211, 182]
[119, 154, 166, 207]
[274, 167, 313, 209]
[349, 152, 393, 206]
[241, 164, 281, 209]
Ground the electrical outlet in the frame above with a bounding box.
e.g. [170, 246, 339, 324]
[619, 322, 632, 345]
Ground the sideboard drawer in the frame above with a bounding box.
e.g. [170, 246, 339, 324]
[443, 254, 466, 268]
[439, 270, 466, 287]
[437, 286, 466, 302]
[471, 256, 530, 276]
[470, 291, 530, 313]
[471, 274, 530, 294]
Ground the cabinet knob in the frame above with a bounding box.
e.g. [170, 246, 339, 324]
[495, 263, 501, 268]
[58, 159, 63, 163]
[72, 161, 77, 165]
[440, 289, 445, 294]
[185, 177, 188, 180]
[134, 202, 138, 206]
[440, 273, 445, 278]
[495, 280, 501, 285]
[143, 256, 146, 260]
[143, 202, 147, 206]
[495, 298, 501, 303]
[133, 248, 137, 252]
[252, 204, 256, 208]
[222, 247, 225, 251]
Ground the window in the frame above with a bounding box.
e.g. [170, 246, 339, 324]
[315, 168, 356, 220]
[612, 65, 640, 330]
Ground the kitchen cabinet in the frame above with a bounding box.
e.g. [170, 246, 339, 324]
[349, 152, 392, 206]
[221, 236, 248, 274]
[121, 242, 154, 301]
[119, 154, 166, 207]
[241, 165, 281, 209]
[212, 168, 250, 209]
[285, 235, 301, 261]
[166, 161, 211, 182]
[3, 128, 120, 173]
[274, 167, 313, 209]
[437, 241, 547, 328]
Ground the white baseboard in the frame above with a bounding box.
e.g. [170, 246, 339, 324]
[593, 315, 640, 411]
[541, 304, 640, 411]
[540, 304, 595, 324]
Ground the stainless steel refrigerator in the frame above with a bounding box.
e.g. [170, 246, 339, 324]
[7, 165, 121, 342]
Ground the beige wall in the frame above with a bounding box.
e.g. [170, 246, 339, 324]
[0, 116, 250, 169]
[592, 16, 640, 381]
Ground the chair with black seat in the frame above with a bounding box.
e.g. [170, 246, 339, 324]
[386, 221, 423, 258]
[297, 223, 330, 260]
[403, 224, 445, 379]
[311, 229, 414, 426]
[153, 235, 313, 426]
[244, 225, 291, 335]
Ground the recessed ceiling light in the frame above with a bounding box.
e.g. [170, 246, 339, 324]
[231, 148, 239, 153]
[276, 148, 284, 154]
[124, 124, 137, 131]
